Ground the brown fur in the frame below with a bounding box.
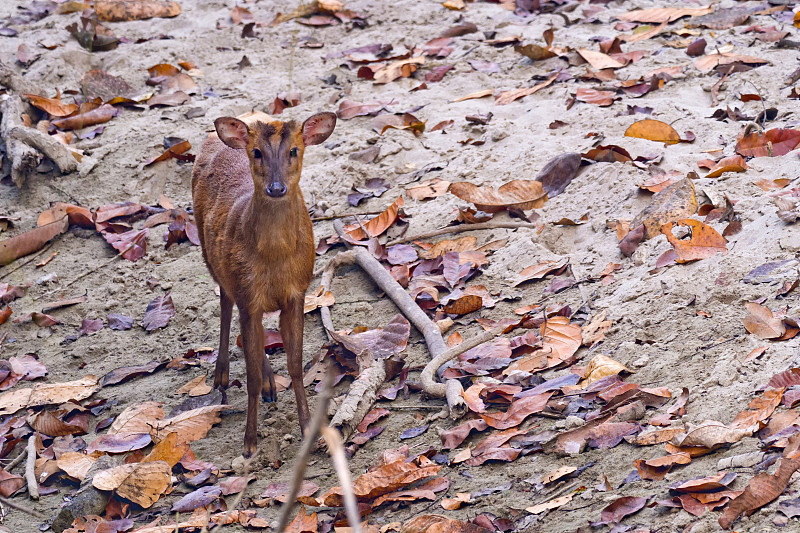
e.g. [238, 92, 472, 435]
[192, 112, 335, 457]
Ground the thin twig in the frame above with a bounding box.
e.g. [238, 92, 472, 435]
[25, 435, 38, 500]
[311, 210, 383, 222]
[275, 365, 334, 532]
[320, 427, 362, 533]
[0, 242, 53, 280]
[44, 242, 132, 296]
[387, 219, 539, 246]
[0, 496, 45, 519]
[3, 447, 27, 472]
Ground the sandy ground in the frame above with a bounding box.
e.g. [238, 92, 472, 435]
[1, 0, 800, 531]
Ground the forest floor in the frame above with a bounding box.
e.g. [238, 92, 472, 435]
[2, 0, 800, 532]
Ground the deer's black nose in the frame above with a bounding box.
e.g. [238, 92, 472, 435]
[266, 182, 287, 197]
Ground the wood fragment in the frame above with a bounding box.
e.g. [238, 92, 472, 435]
[275, 367, 333, 532]
[25, 435, 39, 500]
[387, 217, 540, 246]
[320, 426, 362, 533]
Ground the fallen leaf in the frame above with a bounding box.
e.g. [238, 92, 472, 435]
[582, 355, 630, 386]
[719, 436, 800, 529]
[695, 52, 768, 73]
[150, 405, 228, 444]
[450, 180, 547, 212]
[23, 93, 78, 117]
[56, 451, 98, 481]
[617, 6, 713, 24]
[95, 0, 181, 21]
[495, 74, 557, 105]
[512, 257, 568, 286]
[87, 432, 152, 454]
[92, 460, 171, 508]
[103, 228, 148, 262]
[480, 392, 552, 430]
[705, 155, 748, 178]
[452, 89, 493, 103]
[400, 515, 492, 533]
[406, 178, 451, 201]
[51, 104, 118, 130]
[736, 128, 800, 158]
[625, 119, 680, 145]
[631, 178, 697, 239]
[0, 217, 69, 266]
[730, 389, 783, 430]
[672, 420, 751, 449]
[535, 153, 582, 197]
[578, 49, 625, 70]
[171, 485, 222, 513]
[142, 294, 175, 331]
[344, 197, 404, 241]
[596, 496, 647, 525]
[0, 375, 100, 415]
[304, 286, 335, 314]
[102, 360, 166, 386]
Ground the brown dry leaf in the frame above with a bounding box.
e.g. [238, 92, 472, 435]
[442, 295, 483, 315]
[705, 155, 748, 178]
[418, 236, 478, 259]
[495, 74, 557, 105]
[406, 178, 451, 201]
[441, 492, 471, 510]
[730, 389, 783, 430]
[452, 89, 493, 103]
[625, 119, 680, 145]
[92, 460, 171, 508]
[286, 506, 317, 532]
[581, 354, 630, 386]
[719, 436, 800, 529]
[512, 257, 569, 286]
[142, 432, 189, 468]
[57, 451, 98, 481]
[0, 375, 99, 415]
[526, 493, 574, 514]
[374, 57, 425, 84]
[575, 88, 617, 106]
[0, 217, 69, 266]
[578, 49, 625, 70]
[95, 0, 181, 22]
[735, 128, 800, 158]
[617, 6, 713, 23]
[23, 93, 79, 117]
[626, 427, 686, 446]
[540, 317, 582, 366]
[630, 178, 697, 239]
[672, 420, 751, 448]
[150, 405, 227, 444]
[177, 375, 212, 397]
[582, 310, 613, 346]
[480, 392, 552, 429]
[662, 219, 727, 263]
[694, 52, 768, 73]
[400, 515, 492, 533]
[110, 402, 165, 434]
[742, 302, 786, 339]
[322, 460, 441, 507]
[52, 104, 118, 131]
[450, 180, 547, 213]
[344, 197, 404, 241]
[304, 286, 335, 314]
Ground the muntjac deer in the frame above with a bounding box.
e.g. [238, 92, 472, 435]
[192, 110, 336, 457]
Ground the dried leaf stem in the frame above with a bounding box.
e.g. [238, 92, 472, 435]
[387, 218, 540, 246]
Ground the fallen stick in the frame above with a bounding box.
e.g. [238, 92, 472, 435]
[320, 427, 362, 533]
[4, 446, 27, 472]
[25, 435, 39, 500]
[0, 495, 45, 519]
[387, 218, 540, 246]
[274, 368, 334, 532]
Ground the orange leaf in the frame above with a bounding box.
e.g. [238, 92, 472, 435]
[729, 388, 784, 430]
[344, 197, 404, 241]
[661, 219, 726, 263]
[0, 217, 69, 266]
[23, 93, 79, 117]
[741, 302, 786, 339]
[624, 119, 680, 145]
[705, 155, 747, 178]
[494, 74, 557, 105]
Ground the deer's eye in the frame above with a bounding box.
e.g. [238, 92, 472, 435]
[289, 147, 298, 158]
[253, 149, 262, 159]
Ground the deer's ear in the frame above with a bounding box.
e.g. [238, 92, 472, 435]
[214, 117, 249, 149]
[302, 112, 336, 146]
